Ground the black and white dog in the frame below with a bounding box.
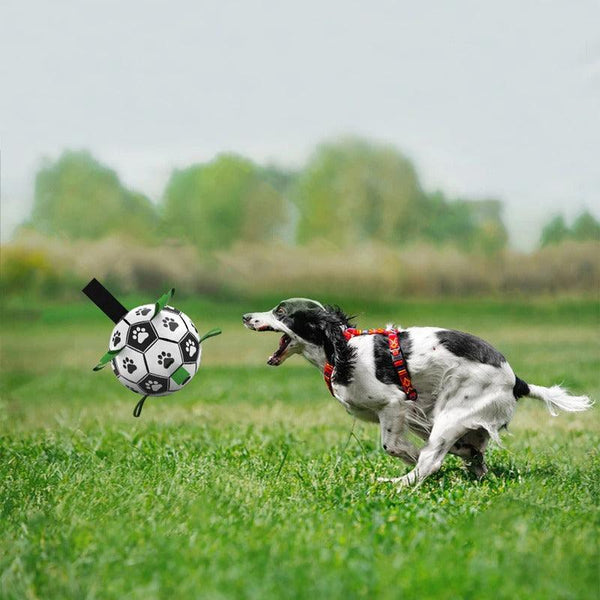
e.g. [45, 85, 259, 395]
[243, 298, 592, 487]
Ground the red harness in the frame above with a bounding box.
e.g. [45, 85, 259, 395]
[323, 327, 418, 401]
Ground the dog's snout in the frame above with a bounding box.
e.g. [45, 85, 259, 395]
[242, 313, 252, 324]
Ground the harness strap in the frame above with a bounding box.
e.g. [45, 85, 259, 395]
[323, 362, 335, 396]
[323, 328, 418, 401]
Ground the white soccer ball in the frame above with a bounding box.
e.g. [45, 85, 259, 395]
[108, 304, 202, 396]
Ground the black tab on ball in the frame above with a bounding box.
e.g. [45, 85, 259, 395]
[82, 278, 128, 324]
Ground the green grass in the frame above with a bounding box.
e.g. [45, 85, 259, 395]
[1, 297, 599, 599]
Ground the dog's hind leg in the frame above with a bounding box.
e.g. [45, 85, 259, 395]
[450, 428, 490, 479]
[395, 410, 469, 487]
[376, 401, 420, 482]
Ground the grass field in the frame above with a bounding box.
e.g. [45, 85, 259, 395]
[1, 296, 599, 599]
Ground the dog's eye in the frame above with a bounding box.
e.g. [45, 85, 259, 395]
[275, 306, 285, 316]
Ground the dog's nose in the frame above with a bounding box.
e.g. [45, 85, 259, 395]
[242, 314, 252, 324]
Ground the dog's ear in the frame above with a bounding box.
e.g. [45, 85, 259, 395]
[320, 309, 356, 382]
[323, 305, 355, 328]
[321, 310, 354, 365]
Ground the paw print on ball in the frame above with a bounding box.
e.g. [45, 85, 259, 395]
[114, 348, 146, 383]
[122, 356, 137, 374]
[180, 332, 201, 364]
[151, 309, 186, 342]
[124, 304, 155, 325]
[145, 379, 162, 392]
[157, 351, 175, 369]
[140, 374, 168, 395]
[132, 326, 148, 343]
[109, 321, 128, 351]
[185, 338, 197, 358]
[127, 323, 157, 351]
[145, 340, 181, 376]
[162, 316, 179, 332]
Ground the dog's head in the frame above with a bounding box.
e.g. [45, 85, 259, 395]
[243, 298, 354, 367]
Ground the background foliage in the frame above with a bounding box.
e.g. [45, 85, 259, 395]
[23, 138, 516, 252]
[4, 137, 598, 301]
[29, 151, 159, 242]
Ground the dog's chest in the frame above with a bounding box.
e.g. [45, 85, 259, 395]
[329, 331, 445, 419]
[332, 337, 398, 416]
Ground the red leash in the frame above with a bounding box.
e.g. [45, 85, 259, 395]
[323, 328, 418, 401]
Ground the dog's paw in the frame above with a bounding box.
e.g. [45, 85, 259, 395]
[376, 476, 405, 483]
[396, 476, 412, 489]
[395, 473, 419, 490]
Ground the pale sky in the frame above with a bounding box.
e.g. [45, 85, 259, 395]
[1, 0, 599, 249]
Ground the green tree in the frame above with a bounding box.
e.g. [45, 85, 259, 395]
[420, 194, 507, 254]
[161, 154, 286, 250]
[540, 215, 571, 247]
[29, 151, 158, 240]
[571, 211, 600, 242]
[294, 138, 424, 247]
[420, 193, 476, 248]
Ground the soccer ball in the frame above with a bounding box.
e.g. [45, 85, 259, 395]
[108, 304, 202, 396]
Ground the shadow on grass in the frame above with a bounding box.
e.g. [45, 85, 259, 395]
[423, 459, 561, 487]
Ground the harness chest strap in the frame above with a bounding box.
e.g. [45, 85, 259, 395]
[323, 328, 418, 401]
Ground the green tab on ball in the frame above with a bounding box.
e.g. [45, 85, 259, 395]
[171, 365, 191, 386]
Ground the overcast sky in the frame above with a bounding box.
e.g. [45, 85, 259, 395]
[1, 0, 599, 249]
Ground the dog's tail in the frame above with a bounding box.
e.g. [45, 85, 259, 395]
[514, 376, 593, 416]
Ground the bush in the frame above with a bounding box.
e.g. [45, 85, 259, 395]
[0, 233, 222, 300]
[216, 240, 599, 299]
[0, 244, 75, 298]
[2, 234, 598, 301]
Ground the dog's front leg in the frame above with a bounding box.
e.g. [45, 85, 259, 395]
[377, 401, 420, 482]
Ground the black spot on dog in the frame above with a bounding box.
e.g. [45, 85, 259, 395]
[399, 330, 412, 359]
[513, 376, 530, 399]
[374, 330, 413, 386]
[436, 329, 506, 367]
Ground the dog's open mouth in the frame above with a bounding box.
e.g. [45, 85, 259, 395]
[267, 334, 292, 366]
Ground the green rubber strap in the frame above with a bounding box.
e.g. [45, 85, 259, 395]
[171, 365, 191, 385]
[133, 395, 148, 418]
[153, 288, 175, 319]
[93, 349, 122, 371]
[199, 328, 222, 343]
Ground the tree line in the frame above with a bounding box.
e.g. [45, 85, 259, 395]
[540, 213, 600, 247]
[24, 138, 598, 252]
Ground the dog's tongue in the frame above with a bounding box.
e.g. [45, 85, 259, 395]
[267, 334, 291, 366]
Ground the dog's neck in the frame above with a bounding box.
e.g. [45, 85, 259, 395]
[300, 343, 327, 371]
[299, 329, 357, 387]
